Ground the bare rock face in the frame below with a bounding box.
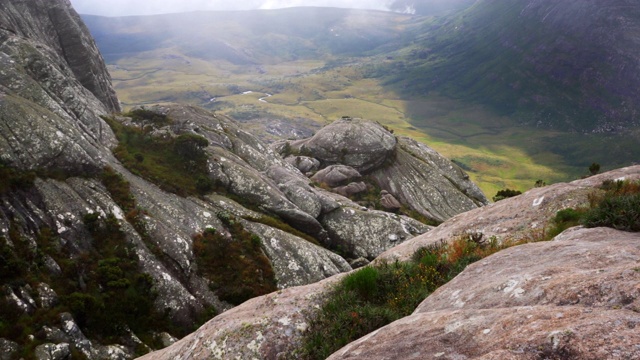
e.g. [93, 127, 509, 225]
[290, 117, 397, 173]
[370, 137, 487, 221]
[0, 0, 118, 173]
[0, 0, 119, 113]
[137, 276, 344, 360]
[320, 207, 430, 259]
[329, 227, 640, 359]
[378, 165, 640, 262]
[141, 166, 640, 360]
[0, 1, 433, 356]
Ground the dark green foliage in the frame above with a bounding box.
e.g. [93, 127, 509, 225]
[69, 213, 163, 339]
[300, 236, 503, 359]
[583, 194, 640, 232]
[174, 134, 209, 160]
[103, 116, 211, 196]
[101, 166, 135, 211]
[547, 181, 640, 234]
[126, 109, 172, 129]
[0, 162, 35, 194]
[193, 213, 277, 305]
[589, 162, 601, 175]
[546, 208, 587, 239]
[492, 188, 522, 202]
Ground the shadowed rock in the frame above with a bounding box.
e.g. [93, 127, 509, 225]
[311, 164, 362, 187]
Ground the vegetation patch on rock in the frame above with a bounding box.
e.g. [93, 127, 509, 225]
[193, 213, 278, 305]
[103, 115, 212, 197]
[299, 233, 519, 359]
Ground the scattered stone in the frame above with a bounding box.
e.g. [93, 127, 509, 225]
[36, 283, 59, 309]
[311, 165, 361, 187]
[380, 192, 402, 210]
[158, 332, 178, 348]
[34, 343, 70, 360]
[0, 339, 18, 360]
[284, 155, 320, 173]
[349, 257, 370, 269]
[334, 182, 367, 198]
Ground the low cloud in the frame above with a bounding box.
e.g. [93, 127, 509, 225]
[69, 0, 394, 17]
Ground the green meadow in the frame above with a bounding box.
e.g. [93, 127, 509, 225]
[109, 52, 624, 197]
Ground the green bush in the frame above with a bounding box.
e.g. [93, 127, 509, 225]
[342, 266, 379, 301]
[580, 180, 640, 232]
[583, 193, 640, 232]
[174, 134, 209, 160]
[300, 235, 514, 359]
[0, 162, 35, 194]
[193, 215, 277, 305]
[492, 188, 522, 202]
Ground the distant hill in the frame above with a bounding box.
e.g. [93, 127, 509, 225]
[383, 0, 640, 132]
[85, 2, 640, 132]
[83, 4, 640, 195]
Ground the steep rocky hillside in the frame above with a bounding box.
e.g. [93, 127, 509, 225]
[141, 165, 640, 359]
[0, 1, 485, 358]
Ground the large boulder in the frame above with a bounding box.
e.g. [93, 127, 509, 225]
[329, 227, 640, 359]
[137, 276, 344, 360]
[289, 117, 397, 173]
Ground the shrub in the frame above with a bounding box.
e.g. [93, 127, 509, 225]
[580, 180, 640, 232]
[103, 116, 212, 196]
[300, 235, 507, 359]
[492, 188, 522, 202]
[0, 162, 35, 194]
[193, 215, 277, 305]
[174, 134, 209, 160]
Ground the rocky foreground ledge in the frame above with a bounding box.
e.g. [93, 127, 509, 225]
[140, 166, 640, 359]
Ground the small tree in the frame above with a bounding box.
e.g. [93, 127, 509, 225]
[174, 134, 209, 160]
[589, 163, 601, 176]
[492, 188, 522, 202]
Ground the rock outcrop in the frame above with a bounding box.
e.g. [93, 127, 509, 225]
[289, 117, 397, 173]
[280, 117, 488, 222]
[143, 166, 640, 359]
[329, 227, 640, 359]
[0, 1, 464, 357]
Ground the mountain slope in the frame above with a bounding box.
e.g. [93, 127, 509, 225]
[0, 1, 485, 358]
[386, 0, 640, 132]
[140, 166, 640, 359]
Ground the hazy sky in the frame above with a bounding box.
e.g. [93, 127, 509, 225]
[69, 0, 393, 17]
